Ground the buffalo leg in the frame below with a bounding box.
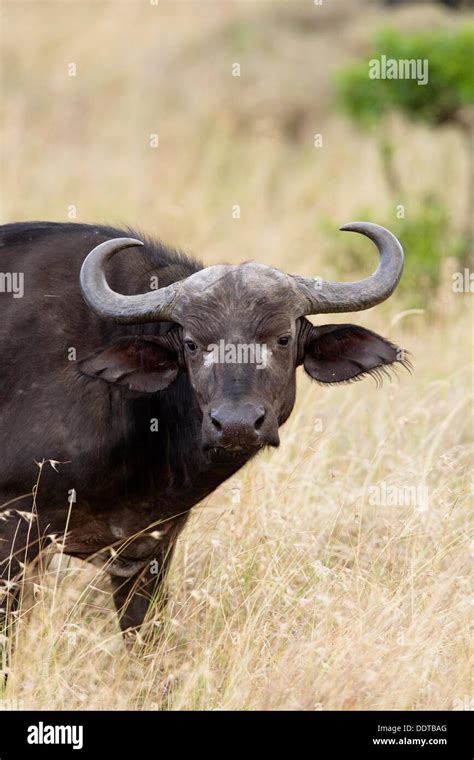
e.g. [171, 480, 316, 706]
[110, 545, 176, 638]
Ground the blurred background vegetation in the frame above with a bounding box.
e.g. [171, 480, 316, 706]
[337, 24, 473, 301]
[1, 0, 473, 312]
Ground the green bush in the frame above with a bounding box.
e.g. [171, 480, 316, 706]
[336, 26, 474, 126]
[334, 26, 473, 296]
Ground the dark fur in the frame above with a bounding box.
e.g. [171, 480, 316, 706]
[0, 223, 227, 639]
[0, 222, 407, 645]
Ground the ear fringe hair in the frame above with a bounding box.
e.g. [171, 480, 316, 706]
[309, 351, 413, 389]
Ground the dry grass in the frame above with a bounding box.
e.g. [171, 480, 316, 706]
[3, 297, 472, 711]
[1, 1, 472, 710]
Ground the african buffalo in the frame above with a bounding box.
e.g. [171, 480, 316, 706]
[0, 220, 407, 643]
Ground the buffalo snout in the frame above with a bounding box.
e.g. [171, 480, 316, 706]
[203, 401, 280, 451]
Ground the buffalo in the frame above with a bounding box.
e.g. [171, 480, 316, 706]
[0, 220, 408, 644]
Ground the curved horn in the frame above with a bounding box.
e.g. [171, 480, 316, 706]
[80, 238, 181, 323]
[293, 222, 404, 314]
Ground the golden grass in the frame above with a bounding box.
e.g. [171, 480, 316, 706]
[3, 298, 472, 710]
[1, 1, 472, 711]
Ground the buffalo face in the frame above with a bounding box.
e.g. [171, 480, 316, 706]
[78, 223, 409, 456]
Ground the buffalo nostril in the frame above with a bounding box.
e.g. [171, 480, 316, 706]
[254, 410, 266, 431]
[210, 413, 222, 432]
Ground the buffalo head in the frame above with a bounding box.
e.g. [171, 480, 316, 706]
[79, 223, 407, 455]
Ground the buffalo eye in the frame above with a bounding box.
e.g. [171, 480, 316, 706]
[185, 340, 198, 354]
[277, 335, 290, 347]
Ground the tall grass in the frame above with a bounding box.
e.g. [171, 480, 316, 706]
[3, 299, 472, 710]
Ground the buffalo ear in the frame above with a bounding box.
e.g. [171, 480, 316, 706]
[303, 324, 408, 384]
[79, 336, 179, 392]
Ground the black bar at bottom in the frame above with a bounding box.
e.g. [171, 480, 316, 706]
[0, 710, 471, 757]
